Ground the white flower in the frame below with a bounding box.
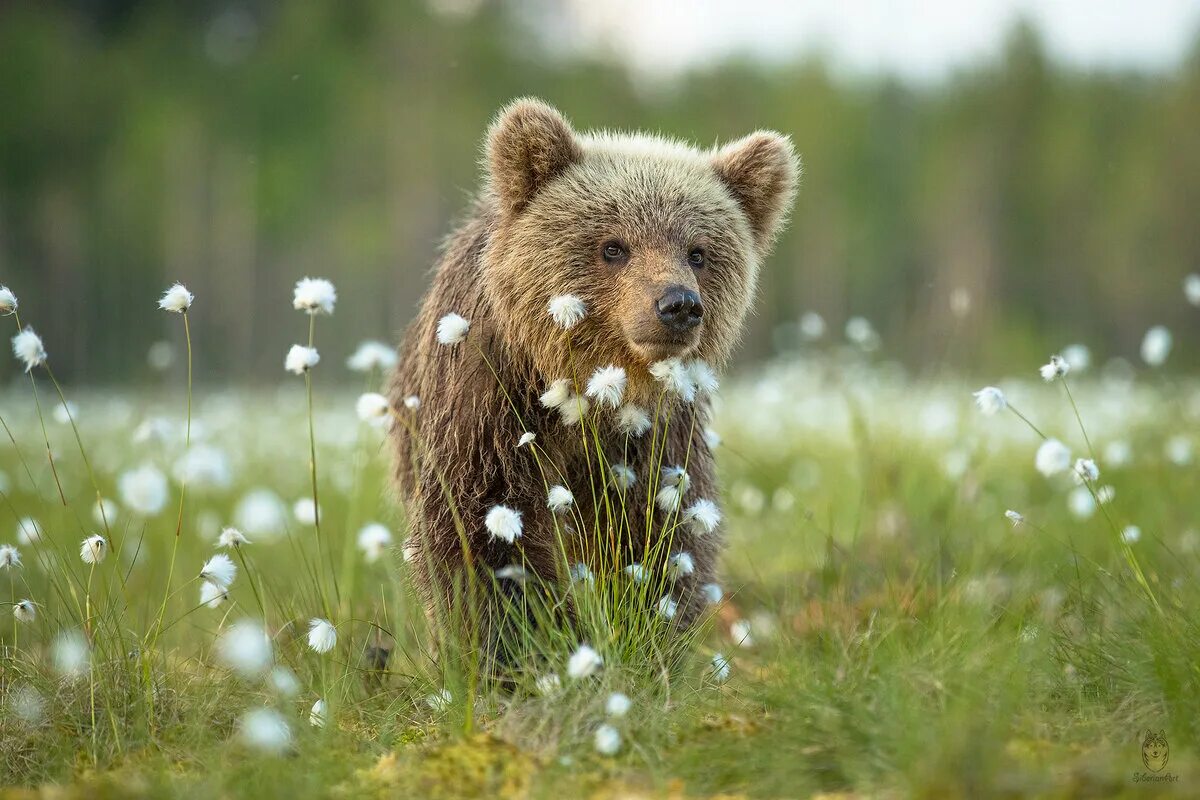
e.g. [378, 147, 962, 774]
[218, 527, 250, 548]
[704, 427, 722, 449]
[1004, 510, 1025, 527]
[539, 379, 572, 409]
[1165, 435, 1193, 466]
[80, 535, 107, 564]
[1061, 344, 1091, 372]
[624, 563, 647, 583]
[535, 673, 562, 695]
[346, 340, 397, 372]
[517, 431, 536, 448]
[16, 517, 42, 545]
[0, 544, 20, 569]
[570, 563, 595, 584]
[557, 394, 590, 426]
[0, 286, 16, 315]
[158, 283, 194, 313]
[52, 631, 89, 677]
[687, 360, 719, 396]
[1039, 355, 1069, 381]
[1072, 458, 1100, 484]
[845, 316, 880, 350]
[1035, 439, 1072, 477]
[1186, 273, 1200, 307]
[662, 466, 691, 493]
[425, 688, 453, 711]
[799, 311, 825, 340]
[585, 365, 626, 409]
[730, 619, 753, 648]
[240, 708, 292, 754]
[119, 464, 169, 516]
[356, 393, 392, 428]
[548, 294, 586, 330]
[53, 401, 77, 425]
[92, 498, 118, 528]
[357, 523, 393, 563]
[609, 464, 636, 491]
[436, 312, 470, 345]
[1104, 440, 1132, 467]
[218, 619, 272, 676]
[649, 358, 696, 401]
[616, 404, 651, 437]
[1096, 485, 1116, 505]
[655, 484, 685, 513]
[309, 699, 328, 728]
[1140, 326, 1172, 367]
[495, 564, 530, 582]
[293, 498, 318, 526]
[657, 596, 678, 619]
[404, 395, 420, 410]
[710, 653, 731, 683]
[200, 581, 228, 609]
[566, 644, 603, 679]
[270, 667, 300, 696]
[701, 583, 723, 604]
[200, 553, 237, 588]
[285, 345, 320, 375]
[172, 444, 232, 490]
[292, 277, 337, 315]
[484, 505, 522, 543]
[235, 489, 286, 539]
[1067, 486, 1095, 520]
[11, 329, 47, 372]
[547, 485, 574, 513]
[307, 618, 337, 654]
[684, 499, 721, 534]
[972, 387, 1007, 415]
[605, 693, 632, 717]
[1121, 525, 1141, 544]
[13, 599, 35, 623]
[594, 724, 621, 755]
[668, 552, 694, 579]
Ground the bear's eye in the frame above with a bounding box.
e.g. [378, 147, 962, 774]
[687, 248, 705, 268]
[602, 241, 627, 263]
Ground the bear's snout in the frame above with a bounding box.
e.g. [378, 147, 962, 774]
[655, 286, 704, 332]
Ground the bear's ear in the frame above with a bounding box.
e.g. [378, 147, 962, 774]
[711, 131, 800, 251]
[485, 98, 581, 218]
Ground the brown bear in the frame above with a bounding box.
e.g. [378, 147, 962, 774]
[388, 98, 798, 652]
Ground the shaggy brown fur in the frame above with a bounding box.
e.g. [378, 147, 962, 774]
[388, 99, 798, 647]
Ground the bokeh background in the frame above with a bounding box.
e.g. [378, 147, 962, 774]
[2, 0, 1199, 384]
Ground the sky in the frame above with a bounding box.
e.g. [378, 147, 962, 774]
[550, 0, 1200, 82]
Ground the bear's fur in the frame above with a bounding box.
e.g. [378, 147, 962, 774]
[388, 99, 798, 645]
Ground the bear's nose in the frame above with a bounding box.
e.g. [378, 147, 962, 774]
[655, 286, 704, 332]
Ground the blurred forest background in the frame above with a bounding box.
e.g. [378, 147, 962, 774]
[1, 0, 1198, 384]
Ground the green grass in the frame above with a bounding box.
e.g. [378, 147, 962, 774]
[1, 357, 1198, 798]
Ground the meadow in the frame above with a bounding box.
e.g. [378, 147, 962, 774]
[1, 283, 1199, 799]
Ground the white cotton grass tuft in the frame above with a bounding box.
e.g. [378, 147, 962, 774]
[240, 708, 292, 754]
[548, 294, 587, 330]
[16, 517, 42, 545]
[668, 552, 695, 579]
[11, 329, 47, 372]
[1061, 344, 1091, 372]
[557, 394, 590, 426]
[657, 596, 679, 619]
[425, 688, 453, 711]
[1072, 458, 1100, 484]
[1039, 355, 1069, 381]
[704, 427, 722, 449]
[609, 464, 636, 491]
[570, 563, 595, 584]
[52, 631, 90, 677]
[357, 523, 393, 563]
[688, 360, 719, 396]
[356, 393, 393, 428]
[710, 653, 732, 683]
[218, 526, 249, 548]
[616, 404, 652, 437]
[605, 693, 632, 717]
[200, 553, 237, 587]
[495, 564, 530, 583]
[79, 535, 107, 564]
[701, 582, 723, 604]
[1035, 439, 1072, 477]
[535, 673, 562, 695]
[539, 379, 572, 409]
[566, 644, 603, 679]
[158, 283, 194, 313]
[217, 619, 273, 676]
[655, 484, 685, 513]
[594, 724, 621, 756]
[845, 316, 880, 350]
[53, 401, 78, 425]
[1096, 485, 1116, 505]
[484, 505, 523, 543]
[404, 395, 420, 410]
[346, 340, 397, 372]
[0, 544, 20, 569]
[307, 618, 337, 654]
[1186, 273, 1200, 306]
[270, 667, 300, 697]
[800, 311, 825, 340]
[93, 499, 118, 528]
[293, 498, 318, 526]
[1140, 326, 1172, 367]
[972, 387, 1007, 416]
[649, 358, 696, 401]
[585, 365, 627, 409]
[547, 485, 574, 513]
[285, 345, 320, 375]
[1005, 510, 1025, 527]
[1068, 487, 1095, 520]
[662, 466, 691, 493]
[0, 285, 16, 315]
[292, 277, 337, 315]
[517, 431, 536, 448]
[1121, 525, 1142, 544]
[309, 699, 328, 728]
[623, 563, 647, 583]
[119, 464, 169, 516]
[200, 581, 228, 609]
[13, 599, 36, 623]
[730, 619, 754, 648]
[684, 499, 721, 534]
[436, 312, 470, 345]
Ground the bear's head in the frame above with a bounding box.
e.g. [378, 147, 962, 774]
[480, 98, 799, 402]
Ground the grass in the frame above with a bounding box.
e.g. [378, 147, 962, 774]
[1, 343, 1199, 798]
